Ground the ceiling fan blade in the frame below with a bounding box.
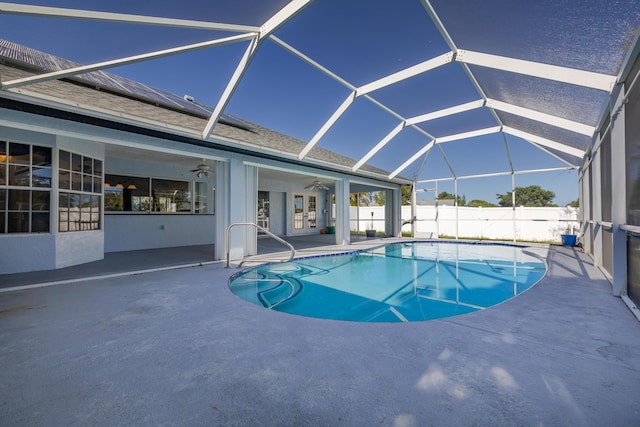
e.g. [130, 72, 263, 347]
[305, 180, 330, 191]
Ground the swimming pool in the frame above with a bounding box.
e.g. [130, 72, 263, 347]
[228, 241, 547, 322]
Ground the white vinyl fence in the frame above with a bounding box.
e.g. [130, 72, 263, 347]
[350, 205, 579, 243]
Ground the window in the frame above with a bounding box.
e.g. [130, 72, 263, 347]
[0, 141, 52, 233]
[58, 150, 102, 232]
[104, 175, 150, 212]
[104, 174, 207, 214]
[194, 181, 208, 214]
[152, 179, 189, 212]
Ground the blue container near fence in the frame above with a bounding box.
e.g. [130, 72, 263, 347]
[561, 234, 577, 246]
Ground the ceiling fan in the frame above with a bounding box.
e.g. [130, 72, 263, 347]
[305, 178, 330, 191]
[191, 160, 210, 178]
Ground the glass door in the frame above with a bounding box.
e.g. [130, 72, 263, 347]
[257, 191, 269, 233]
[293, 193, 317, 231]
[307, 195, 317, 229]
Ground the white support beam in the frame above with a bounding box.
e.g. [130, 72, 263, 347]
[419, 1, 458, 52]
[502, 126, 584, 158]
[273, 35, 441, 163]
[486, 98, 595, 136]
[260, 0, 314, 39]
[389, 140, 435, 179]
[437, 143, 457, 178]
[456, 50, 616, 92]
[435, 126, 501, 144]
[1, 34, 257, 90]
[356, 52, 454, 96]
[414, 143, 433, 182]
[524, 139, 580, 169]
[202, 37, 260, 140]
[502, 133, 515, 173]
[271, 35, 440, 152]
[361, 94, 436, 141]
[406, 99, 484, 125]
[416, 166, 575, 183]
[0, 2, 259, 32]
[202, 0, 311, 140]
[352, 122, 405, 171]
[298, 91, 356, 160]
[458, 62, 505, 125]
[269, 36, 356, 90]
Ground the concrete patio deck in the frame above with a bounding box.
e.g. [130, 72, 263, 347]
[0, 234, 378, 290]
[1, 241, 639, 426]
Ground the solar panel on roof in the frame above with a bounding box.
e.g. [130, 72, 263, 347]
[0, 39, 255, 132]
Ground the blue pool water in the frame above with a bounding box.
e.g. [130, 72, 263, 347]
[228, 241, 547, 323]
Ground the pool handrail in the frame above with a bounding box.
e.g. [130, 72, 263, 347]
[226, 222, 295, 268]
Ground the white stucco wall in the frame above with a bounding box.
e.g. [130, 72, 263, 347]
[0, 231, 102, 274]
[0, 234, 56, 274]
[104, 214, 215, 252]
[55, 231, 104, 269]
[267, 191, 286, 236]
[0, 125, 108, 274]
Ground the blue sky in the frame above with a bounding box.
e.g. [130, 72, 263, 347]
[3, 0, 634, 205]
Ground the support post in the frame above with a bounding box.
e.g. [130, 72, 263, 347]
[610, 85, 627, 296]
[214, 160, 229, 260]
[592, 136, 603, 267]
[434, 181, 439, 239]
[385, 188, 400, 237]
[245, 165, 258, 256]
[454, 178, 459, 240]
[220, 158, 251, 261]
[334, 178, 351, 246]
[512, 173, 516, 242]
[411, 182, 417, 237]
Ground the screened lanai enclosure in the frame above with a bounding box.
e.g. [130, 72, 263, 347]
[0, 1, 639, 310]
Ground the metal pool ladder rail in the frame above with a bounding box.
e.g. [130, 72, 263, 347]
[226, 222, 295, 268]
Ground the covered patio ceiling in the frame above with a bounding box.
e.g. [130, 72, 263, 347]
[1, 1, 639, 190]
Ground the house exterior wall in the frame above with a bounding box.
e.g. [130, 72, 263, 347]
[259, 176, 330, 236]
[0, 122, 106, 274]
[0, 108, 403, 273]
[267, 191, 286, 235]
[103, 154, 216, 253]
[104, 214, 214, 252]
[56, 230, 104, 268]
[0, 109, 222, 273]
[0, 234, 56, 273]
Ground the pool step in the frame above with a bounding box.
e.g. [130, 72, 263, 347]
[257, 277, 302, 308]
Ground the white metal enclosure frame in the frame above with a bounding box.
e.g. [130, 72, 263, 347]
[0, 0, 634, 183]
